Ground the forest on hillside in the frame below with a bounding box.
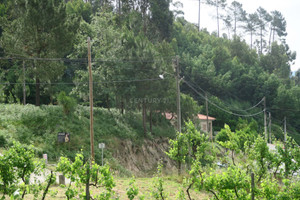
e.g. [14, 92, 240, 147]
[0, 0, 299, 142]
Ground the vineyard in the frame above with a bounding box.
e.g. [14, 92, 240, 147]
[0, 119, 299, 199]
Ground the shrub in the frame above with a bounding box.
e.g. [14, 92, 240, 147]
[57, 91, 77, 115]
[0, 134, 7, 147]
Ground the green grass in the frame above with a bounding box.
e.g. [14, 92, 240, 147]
[22, 177, 211, 200]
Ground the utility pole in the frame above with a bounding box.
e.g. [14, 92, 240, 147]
[175, 55, 181, 133]
[264, 97, 267, 143]
[205, 93, 210, 141]
[88, 37, 94, 161]
[251, 172, 255, 200]
[284, 116, 287, 144]
[22, 61, 26, 105]
[269, 112, 272, 144]
[198, 0, 201, 31]
[174, 55, 181, 175]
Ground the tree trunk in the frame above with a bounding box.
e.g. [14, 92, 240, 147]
[260, 27, 263, 55]
[149, 108, 152, 133]
[85, 165, 90, 200]
[234, 17, 237, 36]
[121, 100, 124, 115]
[106, 93, 110, 111]
[273, 28, 275, 43]
[250, 31, 253, 49]
[217, 6, 220, 37]
[35, 77, 40, 106]
[142, 103, 147, 135]
[22, 61, 26, 105]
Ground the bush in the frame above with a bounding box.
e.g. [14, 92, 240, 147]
[57, 91, 77, 115]
[0, 134, 7, 147]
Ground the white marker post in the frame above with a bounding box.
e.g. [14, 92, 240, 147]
[43, 154, 48, 164]
[98, 143, 105, 166]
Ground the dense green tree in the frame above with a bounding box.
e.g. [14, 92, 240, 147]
[66, 0, 93, 23]
[260, 42, 295, 79]
[293, 69, 300, 86]
[2, 0, 79, 106]
[148, 0, 173, 40]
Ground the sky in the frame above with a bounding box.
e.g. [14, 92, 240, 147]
[178, 0, 300, 72]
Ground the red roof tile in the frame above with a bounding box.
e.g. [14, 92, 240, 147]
[197, 114, 216, 121]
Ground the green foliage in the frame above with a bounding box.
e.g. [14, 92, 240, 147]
[66, 0, 93, 23]
[180, 93, 201, 123]
[167, 120, 214, 169]
[0, 0, 299, 143]
[0, 104, 176, 164]
[151, 162, 167, 200]
[166, 131, 189, 164]
[246, 136, 272, 182]
[217, 120, 258, 152]
[2, 0, 80, 105]
[57, 91, 77, 115]
[218, 124, 240, 165]
[0, 134, 6, 147]
[0, 141, 55, 199]
[201, 166, 251, 199]
[126, 177, 139, 200]
[175, 187, 186, 200]
[57, 152, 116, 200]
[166, 123, 300, 200]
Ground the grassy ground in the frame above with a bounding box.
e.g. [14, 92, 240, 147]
[22, 177, 211, 200]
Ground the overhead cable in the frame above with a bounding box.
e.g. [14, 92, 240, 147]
[0, 77, 163, 85]
[182, 75, 264, 112]
[183, 79, 264, 117]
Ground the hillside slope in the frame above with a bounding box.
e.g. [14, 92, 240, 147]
[0, 104, 176, 175]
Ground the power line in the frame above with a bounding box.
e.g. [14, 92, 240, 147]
[182, 74, 264, 112]
[183, 79, 264, 117]
[0, 77, 164, 85]
[0, 55, 173, 64]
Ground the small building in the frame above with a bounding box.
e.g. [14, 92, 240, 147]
[162, 112, 216, 135]
[196, 114, 216, 136]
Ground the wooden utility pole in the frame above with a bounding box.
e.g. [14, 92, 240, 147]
[269, 112, 272, 144]
[175, 56, 181, 133]
[174, 55, 181, 175]
[205, 93, 210, 141]
[22, 61, 26, 105]
[88, 37, 94, 161]
[251, 172, 255, 200]
[264, 97, 267, 143]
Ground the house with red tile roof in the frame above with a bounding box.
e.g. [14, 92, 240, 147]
[196, 114, 216, 135]
[163, 112, 216, 135]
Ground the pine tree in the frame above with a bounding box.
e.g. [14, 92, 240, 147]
[269, 10, 287, 46]
[256, 7, 272, 55]
[241, 13, 259, 49]
[2, 0, 79, 106]
[226, 1, 246, 36]
[206, 0, 227, 37]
